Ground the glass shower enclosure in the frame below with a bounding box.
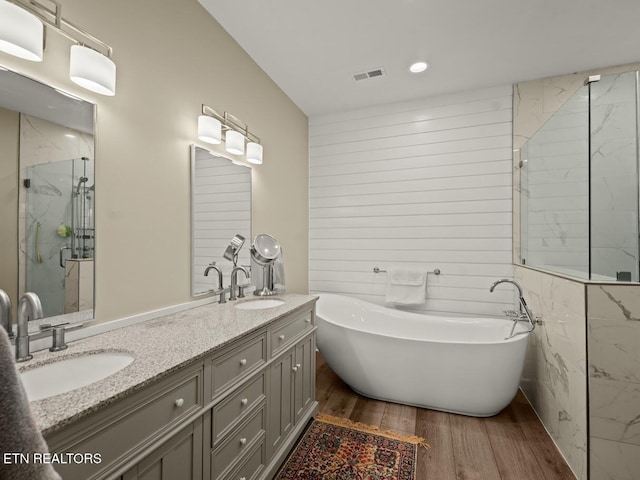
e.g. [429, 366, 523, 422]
[520, 71, 639, 282]
[24, 156, 95, 316]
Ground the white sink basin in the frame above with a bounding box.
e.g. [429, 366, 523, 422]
[235, 299, 285, 310]
[20, 352, 135, 401]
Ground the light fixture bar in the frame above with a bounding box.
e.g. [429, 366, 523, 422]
[201, 104, 261, 145]
[8, 0, 112, 57]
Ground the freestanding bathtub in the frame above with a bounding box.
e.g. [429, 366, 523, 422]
[316, 293, 531, 417]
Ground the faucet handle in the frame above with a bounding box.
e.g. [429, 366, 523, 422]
[49, 326, 68, 352]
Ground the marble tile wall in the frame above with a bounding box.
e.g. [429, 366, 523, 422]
[587, 284, 640, 480]
[64, 259, 94, 313]
[515, 265, 588, 480]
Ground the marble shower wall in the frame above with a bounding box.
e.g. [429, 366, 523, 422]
[515, 265, 587, 480]
[587, 284, 640, 480]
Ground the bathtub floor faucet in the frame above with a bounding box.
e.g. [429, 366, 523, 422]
[489, 279, 538, 339]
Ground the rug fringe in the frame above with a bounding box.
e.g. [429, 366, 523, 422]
[316, 413, 430, 449]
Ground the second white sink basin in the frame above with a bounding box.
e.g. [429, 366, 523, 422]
[20, 352, 135, 401]
[235, 299, 285, 310]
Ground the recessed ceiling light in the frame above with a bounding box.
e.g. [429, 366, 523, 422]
[409, 61, 429, 73]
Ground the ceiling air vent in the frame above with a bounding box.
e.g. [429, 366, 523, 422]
[353, 67, 385, 81]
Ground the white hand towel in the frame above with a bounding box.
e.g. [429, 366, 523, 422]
[385, 267, 426, 305]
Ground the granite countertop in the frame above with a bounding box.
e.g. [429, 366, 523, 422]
[18, 294, 317, 436]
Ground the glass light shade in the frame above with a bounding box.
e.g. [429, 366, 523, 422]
[198, 115, 222, 144]
[69, 45, 116, 96]
[225, 130, 245, 155]
[246, 142, 263, 165]
[0, 1, 43, 61]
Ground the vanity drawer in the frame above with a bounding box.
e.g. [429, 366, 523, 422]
[47, 363, 203, 480]
[220, 438, 266, 480]
[212, 407, 265, 480]
[212, 333, 267, 399]
[270, 310, 313, 357]
[212, 372, 266, 447]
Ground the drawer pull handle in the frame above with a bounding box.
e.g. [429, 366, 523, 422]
[279, 334, 285, 340]
[239, 358, 247, 366]
[239, 437, 247, 446]
[174, 398, 185, 408]
[241, 398, 248, 406]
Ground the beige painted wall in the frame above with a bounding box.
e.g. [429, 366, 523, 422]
[0, 107, 19, 320]
[0, 0, 309, 323]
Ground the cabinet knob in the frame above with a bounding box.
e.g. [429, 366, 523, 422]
[239, 437, 247, 446]
[241, 398, 248, 406]
[279, 334, 285, 340]
[174, 398, 185, 408]
[240, 477, 246, 480]
[305, 318, 311, 323]
[239, 358, 247, 366]
[292, 365, 299, 372]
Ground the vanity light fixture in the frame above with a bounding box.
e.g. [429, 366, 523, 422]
[198, 115, 222, 144]
[199, 104, 263, 163]
[0, 0, 43, 61]
[246, 142, 263, 165]
[0, 0, 116, 96]
[409, 61, 429, 73]
[225, 130, 245, 155]
[69, 44, 116, 96]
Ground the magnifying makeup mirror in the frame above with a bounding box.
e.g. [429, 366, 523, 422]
[250, 234, 281, 296]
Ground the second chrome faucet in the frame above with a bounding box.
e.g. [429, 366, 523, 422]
[204, 263, 251, 304]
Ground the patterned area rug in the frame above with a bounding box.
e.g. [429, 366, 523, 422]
[274, 414, 428, 480]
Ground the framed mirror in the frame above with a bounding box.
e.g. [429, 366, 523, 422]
[0, 67, 95, 330]
[190, 145, 251, 296]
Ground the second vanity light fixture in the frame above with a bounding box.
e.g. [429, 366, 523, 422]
[198, 105, 263, 165]
[0, 0, 116, 96]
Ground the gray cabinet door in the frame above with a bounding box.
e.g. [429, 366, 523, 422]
[294, 334, 315, 423]
[126, 418, 203, 480]
[266, 348, 294, 459]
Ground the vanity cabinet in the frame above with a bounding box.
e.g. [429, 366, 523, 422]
[208, 307, 317, 480]
[121, 418, 203, 480]
[46, 362, 205, 480]
[265, 309, 316, 471]
[44, 301, 317, 480]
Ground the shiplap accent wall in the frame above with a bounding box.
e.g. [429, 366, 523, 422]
[192, 148, 251, 296]
[309, 86, 515, 316]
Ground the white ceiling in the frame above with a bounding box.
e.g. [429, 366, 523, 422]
[199, 0, 640, 117]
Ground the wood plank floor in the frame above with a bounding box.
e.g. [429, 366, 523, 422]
[316, 352, 576, 480]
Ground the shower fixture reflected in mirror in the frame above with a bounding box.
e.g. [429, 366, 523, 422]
[222, 234, 245, 266]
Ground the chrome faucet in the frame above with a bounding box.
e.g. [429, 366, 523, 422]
[229, 266, 250, 300]
[0, 289, 13, 338]
[489, 279, 537, 338]
[16, 292, 43, 362]
[204, 263, 227, 304]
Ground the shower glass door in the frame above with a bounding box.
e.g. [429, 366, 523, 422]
[24, 157, 94, 316]
[589, 71, 639, 281]
[520, 70, 640, 281]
